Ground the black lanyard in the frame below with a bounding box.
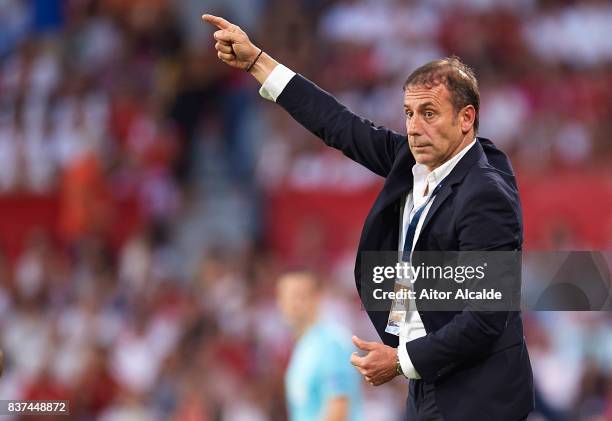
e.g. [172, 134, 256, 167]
[401, 179, 445, 262]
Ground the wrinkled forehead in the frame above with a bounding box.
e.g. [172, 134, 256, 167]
[403, 83, 451, 109]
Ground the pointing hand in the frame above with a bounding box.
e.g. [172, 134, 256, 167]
[202, 14, 260, 71]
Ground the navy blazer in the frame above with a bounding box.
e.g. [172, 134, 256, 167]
[275, 74, 534, 421]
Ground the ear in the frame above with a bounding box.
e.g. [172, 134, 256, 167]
[459, 105, 476, 134]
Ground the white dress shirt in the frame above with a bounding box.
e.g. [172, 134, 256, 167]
[258, 64, 476, 379]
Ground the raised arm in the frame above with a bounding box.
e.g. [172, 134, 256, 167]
[202, 14, 407, 177]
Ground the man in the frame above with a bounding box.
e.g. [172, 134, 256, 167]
[203, 14, 534, 421]
[277, 272, 362, 421]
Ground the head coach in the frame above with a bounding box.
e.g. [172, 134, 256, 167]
[203, 14, 534, 421]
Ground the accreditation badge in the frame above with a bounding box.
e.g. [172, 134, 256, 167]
[385, 261, 416, 336]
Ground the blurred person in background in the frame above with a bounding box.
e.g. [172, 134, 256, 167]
[277, 271, 362, 421]
[204, 13, 533, 421]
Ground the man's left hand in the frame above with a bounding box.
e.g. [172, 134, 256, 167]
[350, 335, 398, 386]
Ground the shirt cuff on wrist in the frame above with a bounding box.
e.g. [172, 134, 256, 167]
[398, 343, 422, 379]
[259, 64, 296, 102]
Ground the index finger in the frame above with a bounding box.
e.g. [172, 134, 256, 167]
[202, 14, 233, 30]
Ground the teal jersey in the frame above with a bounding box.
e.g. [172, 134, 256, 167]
[285, 321, 363, 421]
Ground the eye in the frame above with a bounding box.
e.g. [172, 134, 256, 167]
[424, 111, 434, 118]
[405, 110, 413, 118]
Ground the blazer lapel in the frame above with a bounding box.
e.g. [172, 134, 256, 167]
[419, 185, 453, 236]
[417, 141, 485, 243]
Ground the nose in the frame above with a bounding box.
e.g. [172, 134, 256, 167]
[407, 114, 422, 137]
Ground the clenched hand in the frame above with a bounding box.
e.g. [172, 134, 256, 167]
[350, 335, 399, 386]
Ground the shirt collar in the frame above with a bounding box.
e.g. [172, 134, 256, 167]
[412, 138, 477, 188]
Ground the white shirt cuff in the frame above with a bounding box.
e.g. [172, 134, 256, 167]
[258, 64, 296, 102]
[398, 343, 422, 379]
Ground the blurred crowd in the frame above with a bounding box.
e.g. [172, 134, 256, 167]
[0, 0, 611, 420]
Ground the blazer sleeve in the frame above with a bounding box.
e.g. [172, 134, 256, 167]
[276, 74, 407, 178]
[405, 173, 522, 382]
